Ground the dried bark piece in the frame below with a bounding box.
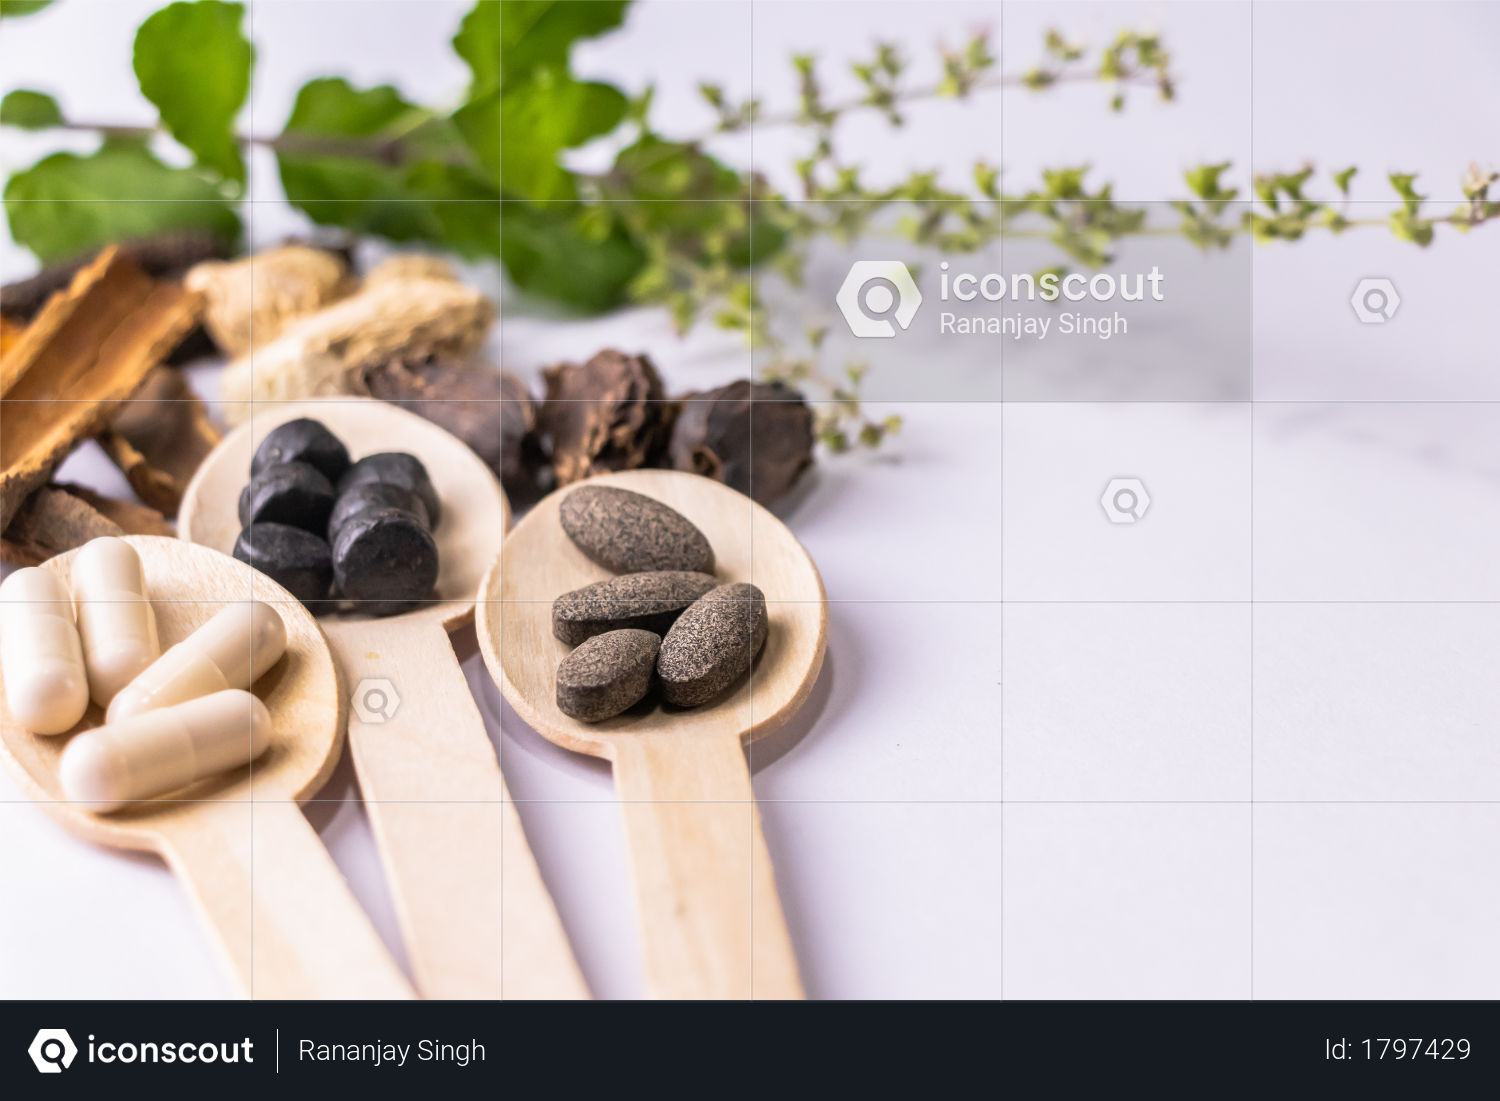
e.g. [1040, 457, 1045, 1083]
[0, 248, 203, 531]
[1, 485, 123, 566]
[0, 315, 23, 360]
[358, 358, 544, 499]
[0, 229, 229, 322]
[54, 483, 174, 538]
[96, 365, 222, 518]
[670, 380, 815, 507]
[0, 483, 170, 566]
[217, 271, 494, 423]
[540, 349, 673, 486]
[184, 245, 352, 356]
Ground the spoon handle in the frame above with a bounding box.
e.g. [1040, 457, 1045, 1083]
[158, 798, 412, 998]
[326, 615, 588, 999]
[612, 731, 803, 999]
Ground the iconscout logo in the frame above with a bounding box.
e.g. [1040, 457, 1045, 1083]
[837, 259, 1166, 340]
[30, 1029, 78, 1073]
[837, 261, 923, 337]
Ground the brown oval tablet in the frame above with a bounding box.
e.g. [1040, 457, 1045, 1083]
[559, 485, 715, 575]
[552, 570, 719, 646]
[656, 582, 768, 708]
[556, 629, 661, 722]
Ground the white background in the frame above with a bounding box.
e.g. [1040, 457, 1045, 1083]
[2, 1, 1499, 999]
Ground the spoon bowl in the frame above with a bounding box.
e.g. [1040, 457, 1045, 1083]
[180, 398, 586, 999]
[477, 469, 828, 999]
[0, 536, 411, 998]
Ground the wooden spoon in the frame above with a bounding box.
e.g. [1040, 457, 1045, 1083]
[179, 399, 585, 999]
[476, 470, 828, 999]
[0, 536, 412, 998]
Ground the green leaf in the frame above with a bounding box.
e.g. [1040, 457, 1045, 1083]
[285, 77, 418, 136]
[454, 0, 500, 94]
[278, 78, 470, 243]
[1, 89, 63, 129]
[278, 156, 444, 243]
[453, 88, 499, 178]
[500, 77, 625, 199]
[133, 0, 253, 184]
[500, 201, 643, 311]
[1333, 166, 1357, 195]
[0, 1, 55, 16]
[499, 0, 627, 92]
[1388, 171, 1424, 215]
[4, 140, 239, 262]
[1184, 162, 1235, 201]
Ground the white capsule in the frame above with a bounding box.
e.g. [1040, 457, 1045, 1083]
[60, 689, 273, 812]
[0, 568, 90, 735]
[106, 601, 287, 724]
[71, 537, 162, 709]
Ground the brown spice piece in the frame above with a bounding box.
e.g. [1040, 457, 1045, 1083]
[96, 365, 222, 518]
[670, 380, 815, 507]
[184, 244, 352, 356]
[358, 358, 545, 499]
[559, 484, 715, 575]
[0, 315, 23, 359]
[217, 258, 493, 423]
[0, 248, 203, 531]
[555, 629, 661, 722]
[540, 349, 673, 486]
[0, 229, 229, 322]
[552, 570, 719, 646]
[55, 483, 174, 537]
[656, 582, 768, 707]
[0, 484, 171, 567]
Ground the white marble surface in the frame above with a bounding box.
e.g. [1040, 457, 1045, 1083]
[3, 1, 1498, 1000]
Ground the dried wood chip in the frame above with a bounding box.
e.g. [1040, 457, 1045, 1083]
[669, 380, 815, 507]
[0, 486, 120, 566]
[0, 315, 23, 360]
[1, 483, 173, 567]
[0, 248, 203, 531]
[55, 483, 175, 537]
[540, 349, 674, 486]
[96, 365, 222, 517]
[0, 229, 228, 323]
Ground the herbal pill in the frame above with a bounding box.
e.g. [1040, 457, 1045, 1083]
[559, 485, 715, 574]
[252, 417, 351, 484]
[327, 481, 429, 541]
[233, 523, 334, 608]
[552, 570, 718, 645]
[336, 452, 441, 526]
[331, 508, 439, 615]
[656, 582, 768, 707]
[71, 537, 161, 708]
[556, 629, 660, 722]
[107, 601, 287, 724]
[60, 689, 272, 812]
[0, 567, 89, 734]
[237, 461, 336, 535]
